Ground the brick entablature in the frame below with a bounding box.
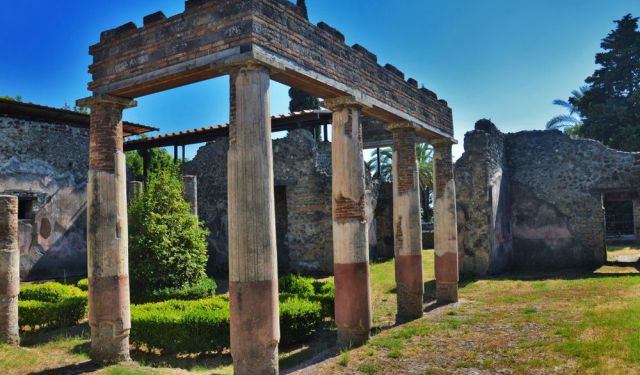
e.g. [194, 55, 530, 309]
[392, 128, 417, 195]
[85, 0, 452, 136]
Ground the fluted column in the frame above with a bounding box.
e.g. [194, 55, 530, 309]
[76, 94, 136, 364]
[387, 123, 423, 321]
[433, 141, 459, 303]
[324, 96, 372, 348]
[0, 195, 19, 345]
[228, 65, 279, 375]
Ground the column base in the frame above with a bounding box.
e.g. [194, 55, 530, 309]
[0, 296, 19, 345]
[230, 279, 279, 375]
[90, 325, 131, 365]
[334, 262, 372, 349]
[395, 254, 424, 322]
[436, 281, 458, 303]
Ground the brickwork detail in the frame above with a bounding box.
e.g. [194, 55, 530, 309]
[334, 194, 365, 222]
[434, 142, 453, 197]
[85, 0, 452, 135]
[393, 128, 417, 195]
[89, 103, 124, 171]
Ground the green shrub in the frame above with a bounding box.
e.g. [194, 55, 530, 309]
[128, 168, 209, 291]
[130, 295, 323, 354]
[76, 278, 89, 291]
[131, 298, 230, 354]
[133, 278, 218, 303]
[280, 297, 322, 345]
[19, 282, 88, 330]
[19, 296, 87, 329]
[279, 274, 314, 297]
[20, 282, 84, 303]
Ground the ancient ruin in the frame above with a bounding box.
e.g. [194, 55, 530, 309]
[456, 120, 640, 276]
[0, 99, 155, 281]
[75, 0, 456, 372]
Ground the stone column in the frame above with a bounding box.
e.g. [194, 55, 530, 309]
[0, 195, 19, 345]
[433, 141, 459, 303]
[182, 175, 198, 217]
[77, 94, 136, 364]
[324, 96, 372, 347]
[387, 123, 423, 321]
[127, 181, 143, 204]
[228, 65, 279, 375]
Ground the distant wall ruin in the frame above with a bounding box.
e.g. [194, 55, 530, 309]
[183, 129, 391, 275]
[456, 120, 640, 276]
[0, 117, 88, 281]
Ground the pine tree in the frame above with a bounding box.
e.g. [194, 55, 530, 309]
[572, 14, 640, 151]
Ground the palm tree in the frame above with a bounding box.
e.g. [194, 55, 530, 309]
[546, 86, 588, 132]
[368, 144, 434, 223]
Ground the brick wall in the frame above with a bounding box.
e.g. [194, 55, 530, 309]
[86, 0, 452, 135]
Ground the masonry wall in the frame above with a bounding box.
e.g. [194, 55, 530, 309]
[0, 116, 88, 280]
[455, 121, 512, 276]
[183, 129, 387, 275]
[455, 122, 640, 275]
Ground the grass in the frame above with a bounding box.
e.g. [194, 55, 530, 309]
[3, 245, 640, 374]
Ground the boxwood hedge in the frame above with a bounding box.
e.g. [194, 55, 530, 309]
[19, 283, 87, 330]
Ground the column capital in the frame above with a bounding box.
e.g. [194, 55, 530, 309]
[227, 61, 274, 76]
[431, 138, 455, 147]
[384, 121, 416, 133]
[76, 94, 136, 109]
[322, 96, 370, 111]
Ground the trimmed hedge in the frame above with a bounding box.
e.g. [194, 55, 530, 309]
[130, 296, 322, 354]
[20, 282, 84, 302]
[76, 278, 89, 291]
[133, 278, 218, 303]
[19, 283, 87, 330]
[279, 274, 314, 297]
[131, 298, 230, 354]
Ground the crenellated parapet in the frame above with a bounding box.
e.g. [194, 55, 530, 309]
[86, 0, 453, 140]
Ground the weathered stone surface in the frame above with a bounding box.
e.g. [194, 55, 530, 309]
[0, 195, 19, 345]
[0, 117, 89, 281]
[434, 142, 459, 303]
[227, 66, 279, 375]
[455, 120, 512, 276]
[181, 175, 198, 216]
[456, 122, 640, 274]
[183, 129, 389, 275]
[84, 96, 134, 364]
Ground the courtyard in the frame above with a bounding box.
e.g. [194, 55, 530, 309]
[1, 245, 639, 374]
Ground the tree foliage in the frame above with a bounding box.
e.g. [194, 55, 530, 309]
[126, 146, 175, 181]
[0, 95, 22, 102]
[572, 14, 640, 151]
[128, 168, 209, 292]
[546, 86, 588, 137]
[367, 144, 434, 222]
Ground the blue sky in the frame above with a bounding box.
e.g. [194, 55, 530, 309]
[2, 0, 639, 159]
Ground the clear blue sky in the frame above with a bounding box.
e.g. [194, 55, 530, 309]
[2, 0, 639, 159]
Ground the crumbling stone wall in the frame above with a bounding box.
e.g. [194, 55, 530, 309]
[0, 117, 88, 280]
[183, 129, 387, 275]
[456, 121, 640, 275]
[455, 120, 512, 276]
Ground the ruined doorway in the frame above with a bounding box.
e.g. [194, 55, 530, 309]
[274, 185, 290, 272]
[604, 200, 635, 241]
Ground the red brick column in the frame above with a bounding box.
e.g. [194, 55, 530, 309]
[0, 195, 19, 345]
[227, 66, 280, 375]
[77, 94, 136, 364]
[324, 96, 372, 348]
[433, 141, 459, 303]
[388, 123, 424, 321]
